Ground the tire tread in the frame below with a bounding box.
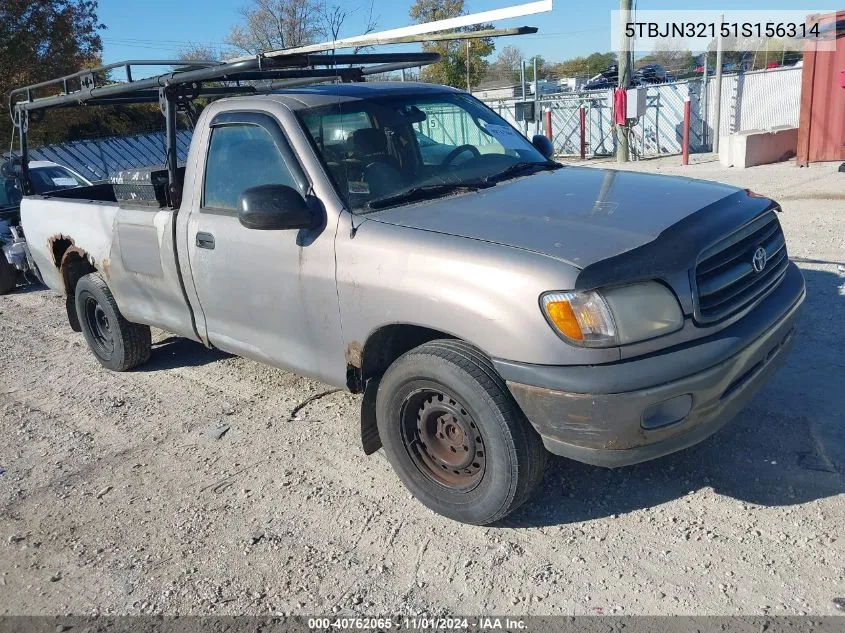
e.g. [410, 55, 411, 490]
[381, 339, 546, 524]
[76, 273, 151, 371]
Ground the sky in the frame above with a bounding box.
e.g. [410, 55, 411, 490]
[98, 0, 822, 68]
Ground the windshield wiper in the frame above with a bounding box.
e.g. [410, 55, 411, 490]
[484, 160, 562, 184]
[367, 181, 492, 210]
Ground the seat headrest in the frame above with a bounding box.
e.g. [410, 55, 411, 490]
[349, 128, 387, 155]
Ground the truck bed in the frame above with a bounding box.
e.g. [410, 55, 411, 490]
[22, 194, 120, 294]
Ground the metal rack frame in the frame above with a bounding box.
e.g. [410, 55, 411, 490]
[8, 52, 440, 205]
[8, 18, 540, 206]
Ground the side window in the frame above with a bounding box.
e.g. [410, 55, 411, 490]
[203, 123, 297, 210]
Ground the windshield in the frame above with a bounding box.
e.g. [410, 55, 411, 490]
[298, 92, 548, 211]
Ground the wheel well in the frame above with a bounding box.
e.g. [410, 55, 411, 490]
[352, 324, 456, 456]
[349, 324, 454, 391]
[56, 245, 97, 333]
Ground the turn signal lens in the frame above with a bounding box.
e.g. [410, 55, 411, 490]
[541, 291, 617, 347]
[545, 299, 584, 340]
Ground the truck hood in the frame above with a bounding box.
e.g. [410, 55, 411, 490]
[365, 166, 742, 269]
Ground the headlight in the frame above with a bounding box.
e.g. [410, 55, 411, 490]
[541, 282, 683, 347]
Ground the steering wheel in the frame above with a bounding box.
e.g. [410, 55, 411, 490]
[441, 144, 481, 166]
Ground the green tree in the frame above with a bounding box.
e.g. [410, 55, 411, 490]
[0, 0, 105, 149]
[409, 0, 495, 89]
[552, 52, 616, 78]
[525, 54, 546, 80]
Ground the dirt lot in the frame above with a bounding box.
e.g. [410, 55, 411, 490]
[1, 156, 843, 616]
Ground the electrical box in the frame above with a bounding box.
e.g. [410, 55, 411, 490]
[626, 87, 647, 119]
[515, 101, 536, 122]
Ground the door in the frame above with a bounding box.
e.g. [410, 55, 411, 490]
[184, 110, 343, 383]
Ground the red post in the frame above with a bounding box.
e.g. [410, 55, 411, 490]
[682, 97, 691, 166]
[545, 108, 552, 142]
[579, 106, 586, 160]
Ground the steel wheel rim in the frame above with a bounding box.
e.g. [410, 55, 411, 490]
[400, 388, 486, 491]
[84, 295, 114, 356]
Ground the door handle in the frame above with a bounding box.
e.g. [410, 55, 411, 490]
[196, 232, 215, 250]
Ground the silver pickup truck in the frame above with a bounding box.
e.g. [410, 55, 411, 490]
[19, 82, 805, 524]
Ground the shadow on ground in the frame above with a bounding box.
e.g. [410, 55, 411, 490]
[141, 335, 232, 371]
[507, 267, 845, 528]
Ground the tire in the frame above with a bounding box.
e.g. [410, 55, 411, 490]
[0, 257, 16, 295]
[75, 273, 151, 371]
[376, 339, 547, 525]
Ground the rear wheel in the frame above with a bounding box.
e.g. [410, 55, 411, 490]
[75, 273, 151, 371]
[376, 339, 547, 525]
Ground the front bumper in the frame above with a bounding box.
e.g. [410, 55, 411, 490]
[495, 262, 806, 468]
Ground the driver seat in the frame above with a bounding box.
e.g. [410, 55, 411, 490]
[346, 128, 406, 197]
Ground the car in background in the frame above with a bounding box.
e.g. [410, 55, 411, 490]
[634, 63, 672, 85]
[584, 63, 673, 91]
[1, 160, 92, 293]
[2, 160, 91, 219]
[583, 64, 618, 90]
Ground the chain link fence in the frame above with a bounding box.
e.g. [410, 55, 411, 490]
[479, 66, 803, 159]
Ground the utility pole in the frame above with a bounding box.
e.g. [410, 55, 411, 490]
[712, 13, 724, 154]
[701, 53, 709, 148]
[466, 40, 471, 93]
[616, 0, 632, 163]
[521, 59, 528, 136]
[533, 55, 539, 136]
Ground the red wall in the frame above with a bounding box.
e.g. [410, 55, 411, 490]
[797, 10, 845, 166]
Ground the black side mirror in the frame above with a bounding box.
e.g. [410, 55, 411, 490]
[238, 184, 315, 230]
[531, 134, 555, 160]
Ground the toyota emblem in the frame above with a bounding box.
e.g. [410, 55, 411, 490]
[752, 247, 767, 273]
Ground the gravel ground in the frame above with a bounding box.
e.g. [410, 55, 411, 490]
[0, 156, 843, 617]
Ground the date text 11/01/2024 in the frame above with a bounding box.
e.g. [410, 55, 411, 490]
[307, 618, 527, 630]
[625, 21, 822, 39]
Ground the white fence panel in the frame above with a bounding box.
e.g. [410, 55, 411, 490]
[706, 66, 802, 136]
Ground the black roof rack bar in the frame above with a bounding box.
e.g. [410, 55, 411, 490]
[269, 59, 441, 90]
[360, 60, 439, 76]
[71, 85, 264, 107]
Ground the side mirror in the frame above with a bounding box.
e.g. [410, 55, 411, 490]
[531, 134, 555, 160]
[238, 184, 315, 230]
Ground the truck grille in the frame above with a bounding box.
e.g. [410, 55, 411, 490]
[694, 212, 788, 324]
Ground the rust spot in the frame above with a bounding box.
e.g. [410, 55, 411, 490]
[100, 258, 111, 281]
[47, 234, 75, 268]
[345, 341, 363, 368]
[60, 245, 94, 269]
[57, 244, 96, 295]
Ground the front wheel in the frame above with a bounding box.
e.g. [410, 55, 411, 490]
[75, 273, 151, 371]
[376, 340, 547, 525]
